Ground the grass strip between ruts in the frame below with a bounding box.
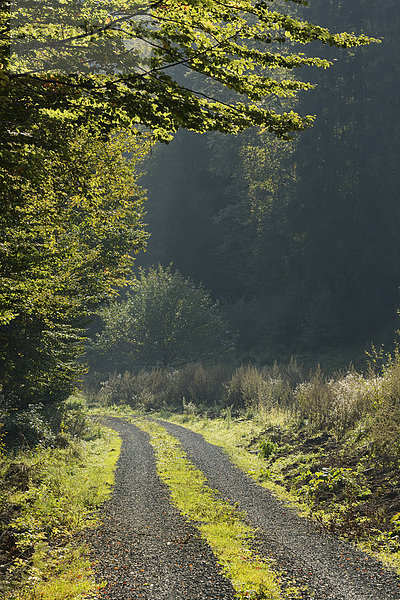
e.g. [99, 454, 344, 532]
[135, 418, 283, 600]
[164, 415, 400, 573]
[165, 416, 305, 511]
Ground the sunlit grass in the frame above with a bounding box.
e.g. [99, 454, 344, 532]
[135, 418, 285, 600]
[165, 413, 400, 574]
[1, 427, 121, 600]
[165, 413, 306, 512]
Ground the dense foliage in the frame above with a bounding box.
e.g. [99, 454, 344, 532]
[0, 0, 380, 430]
[94, 265, 235, 369]
[6, 0, 375, 140]
[139, 0, 399, 366]
[0, 127, 150, 411]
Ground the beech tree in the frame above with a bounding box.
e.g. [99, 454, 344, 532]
[0, 126, 151, 407]
[4, 0, 378, 141]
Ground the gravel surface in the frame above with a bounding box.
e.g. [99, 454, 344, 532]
[85, 418, 236, 600]
[160, 419, 400, 600]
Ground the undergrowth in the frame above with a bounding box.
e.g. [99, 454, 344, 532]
[0, 424, 121, 600]
[87, 346, 400, 574]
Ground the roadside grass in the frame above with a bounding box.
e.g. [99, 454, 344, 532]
[166, 413, 400, 573]
[134, 418, 299, 600]
[87, 401, 400, 573]
[165, 413, 306, 512]
[0, 425, 121, 600]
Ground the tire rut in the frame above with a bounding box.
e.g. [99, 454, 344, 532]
[160, 419, 400, 600]
[85, 417, 236, 600]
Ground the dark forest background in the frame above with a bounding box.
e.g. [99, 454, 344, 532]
[136, 0, 400, 370]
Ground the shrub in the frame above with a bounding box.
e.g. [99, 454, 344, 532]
[260, 372, 290, 410]
[98, 371, 140, 407]
[370, 351, 400, 458]
[294, 367, 382, 437]
[185, 363, 230, 408]
[294, 367, 334, 428]
[329, 372, 378, 437]
[60, 397, 89, 438]
[140, 364, 231, 411]
[2, 404, 55, 447]
[182, 398, 197, 422]
[225, 365, 268, 411]
[137, 368, 172, 409]
[96, 364, 232, 412]
[81, 371, 104, 405]
[259, 439, 276, 459]
[161, 367, 195, 409]
[253, 358, 304, 412]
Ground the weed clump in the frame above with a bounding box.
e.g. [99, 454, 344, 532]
[90, 351, 400, 461]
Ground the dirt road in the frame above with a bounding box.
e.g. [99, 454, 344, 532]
[86, 418, 236, 600]
[87, 417, 400, 599]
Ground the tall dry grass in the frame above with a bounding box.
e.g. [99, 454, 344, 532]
[90, 349, 400, 458]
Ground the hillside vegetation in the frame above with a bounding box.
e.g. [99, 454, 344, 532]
[1, 0, 398, 592]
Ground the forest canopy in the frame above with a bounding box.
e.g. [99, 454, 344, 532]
[5, 0, 378, 140]
[0, 0, 381, 431]
[139, 1, 399, 366]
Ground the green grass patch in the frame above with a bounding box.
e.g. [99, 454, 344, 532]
[165, 414, 306, 513]
[165, 414, 400, 574]
[135, 418, 287, 600]
[0, 426, 121, 600]
[88, 404, 400, 576]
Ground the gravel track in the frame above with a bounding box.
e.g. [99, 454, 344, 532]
[160, 419, 400, 600]
[85, 418, 236, 600]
